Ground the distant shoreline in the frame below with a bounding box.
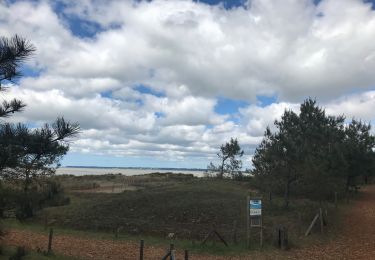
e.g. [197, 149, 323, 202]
[57, 167, 206, 177]
[62, 166, 206, 172]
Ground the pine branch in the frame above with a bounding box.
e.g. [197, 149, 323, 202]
[0, 34, 36, 84]
[0, 98, 26, 117]
[52, 117, 80, 142]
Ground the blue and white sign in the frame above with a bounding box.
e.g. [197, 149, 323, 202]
[250, 199, 262, 216]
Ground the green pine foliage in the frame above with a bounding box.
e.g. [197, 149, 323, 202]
[0, 35, 79, 219]
[209, 138, 244, 179]
[252, 98, 375, 207]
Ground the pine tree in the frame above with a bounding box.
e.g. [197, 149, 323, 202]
[0, 35, 79, 218]
[214, 138, 244, 178]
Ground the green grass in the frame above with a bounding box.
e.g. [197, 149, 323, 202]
[39, 179, 253, 238]
[3, 174, 349, 256]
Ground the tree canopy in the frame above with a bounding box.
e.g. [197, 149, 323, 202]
[209, 137, 244, 179]
[252, 98, 375, 207]
[0, 35, 79, 218]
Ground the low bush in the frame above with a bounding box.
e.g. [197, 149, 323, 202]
[0, 220, 4, 238]
[9, 246, 27, 260]
[0, 179, 70, 221]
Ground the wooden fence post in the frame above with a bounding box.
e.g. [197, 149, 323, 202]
[280, 227, 288, 250]
[162, 244, 174, 260]
[298, 212, 303, 235]
[334, 192, 338, 208]
[319, 208, 324, 234]
[170, 244, 175, 260]
[260, 214, 263, 247]
[247, 195, 250, 248]
[232, 220, 238, 245]
[273, 226, 280, 248]
[139, 240, 144, 260]
[305, 213, 319, 236]
[115, 226, 119, 239]
[47, 228, 53, 254]
[44, 214, 48, 230]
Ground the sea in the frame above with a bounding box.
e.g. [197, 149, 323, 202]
[56, 167, 206, 177]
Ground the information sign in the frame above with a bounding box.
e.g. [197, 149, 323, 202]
[250, 199, 262, 216]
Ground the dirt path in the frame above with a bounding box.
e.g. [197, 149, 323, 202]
[3, 185, 375, 259]
[286, 185, 375, 260]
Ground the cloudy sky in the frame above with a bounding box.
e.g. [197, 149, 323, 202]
[1, 0, 375, 169]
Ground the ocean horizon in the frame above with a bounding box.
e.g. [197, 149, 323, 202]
[56, 166, 206, 177]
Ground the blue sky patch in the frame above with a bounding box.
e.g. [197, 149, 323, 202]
[154, 112, 165, 118]
[256, 95, 277, 107]
[20, 65, 41, 78]
[194, 0, 247, 9]
[364, 0, 375, 9]
[9, 64, 42, 85]
[313, 0, 322, 5]
[215, 97, 249, 115]
[51, 1, 104, 38]
[134, 84, 165, 97]
[135, 99, 144, 106]
[66, 17, 103, 38]
[100, 90, 113, 99]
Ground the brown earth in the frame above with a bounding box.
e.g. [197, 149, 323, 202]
[286, 184, 375, 260]
[3, 185, 375, 260]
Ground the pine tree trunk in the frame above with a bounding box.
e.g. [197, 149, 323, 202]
[219, 159, 225, 179]
[346, 175, 351, 192]
[284, 181, 290, 209]
[24, 170, 30, 193]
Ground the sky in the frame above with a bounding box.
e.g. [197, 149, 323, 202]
[1, 0, 375, 169]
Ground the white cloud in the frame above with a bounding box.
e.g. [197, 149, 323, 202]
[20, 76, 122, 98]
[1, 0, 375, 167]
[326, 90, 375, 121]
[5, 86, 157, 132]
[35, 0, 375, 101]
[239, 102, 300, 136]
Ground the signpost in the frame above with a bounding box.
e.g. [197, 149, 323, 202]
[247, 197, 263, 248]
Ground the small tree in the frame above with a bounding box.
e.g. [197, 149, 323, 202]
[1, 118, 79, 192]
[252, 110, 301, 208]
[252, 99, 348, 207]
[344, 119, 375, 189]
[0, 35, 79, 218]
[214, 138, 244, 178]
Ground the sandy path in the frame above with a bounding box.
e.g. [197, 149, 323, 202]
[286, 185, 375, 260]
[3, 185, 375, 259]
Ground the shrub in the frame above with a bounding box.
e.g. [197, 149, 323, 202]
[41, 180, 70, 207]
[12, 179, 70, 220]
[9, 246, 27, 260]
[0, 220, 3, 235]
